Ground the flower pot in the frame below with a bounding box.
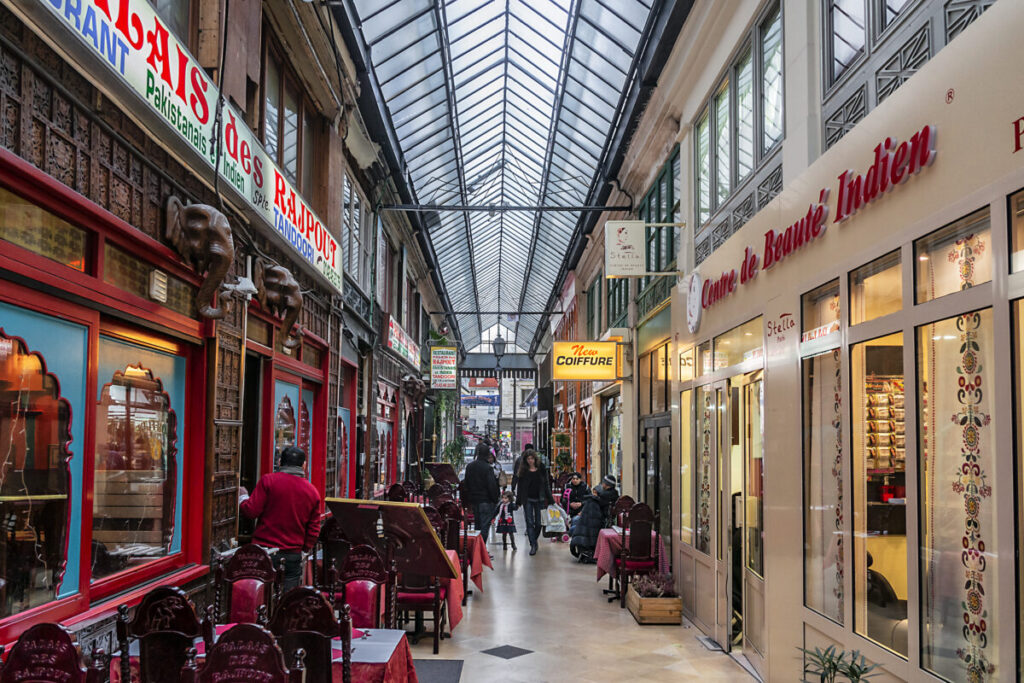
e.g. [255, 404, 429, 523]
[625, 586, 682, 625]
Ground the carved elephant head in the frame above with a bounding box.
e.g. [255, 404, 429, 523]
[254, 258, 303, 348]
[165, 196, 235, 319]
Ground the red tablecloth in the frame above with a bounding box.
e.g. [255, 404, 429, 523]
[110, 626, 415, 683]
[461, 532, 493, 591]
[444, 549, 464, 631]
[594, 528, 669, 581]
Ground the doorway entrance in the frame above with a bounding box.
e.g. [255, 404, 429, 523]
[639, 414, 672, 559]
[694, 370, 765, 677]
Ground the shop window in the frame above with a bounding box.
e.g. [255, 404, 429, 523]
[761, 6, 784, 152]
[851, 331, 906, 656]
[849, 250, 901, 325]
[275, 395, 296, 454]
[652, 344, 669, 414]
[680, 389, 693, 546]
[802, 279, 841, 342]
[713, 317, 763, 368]
[1008, 188, 1024, 272]
[637, 149, 680, 294]
[915, 207, 991, 303]
[639, 351, 652, 416]
[679, 347, 695, 382]
[695, 385, 714, 555]
[104, 243, 195, 318]
[698, 340, 712, 377]
[825, 0, 867, 87]
[918, 308, 998, 680]
[803, 349, 844, 624]
[0, 186, 87, 272]
[92, 336, 184, 583]
[0, 331, 70, 617]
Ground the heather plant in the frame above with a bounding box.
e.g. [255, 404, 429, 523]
[631, 573, 677, 598]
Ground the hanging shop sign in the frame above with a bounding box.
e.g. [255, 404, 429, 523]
[551, 341, 619, 381]
[430, 346, 458, 390]
[461, 394, 499, 407]
[387, 317, 420, 368]
[35, 0, 343, 293]
[693, 124, 937, 313]
[604, 220, 647, 277]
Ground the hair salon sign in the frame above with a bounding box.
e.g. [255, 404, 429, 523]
[34, 0, 343, 293]
[691, 124, 937, 321]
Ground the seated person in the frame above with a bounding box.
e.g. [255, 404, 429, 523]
[565, 472, 589, 518]
[569, 475, 619, 561]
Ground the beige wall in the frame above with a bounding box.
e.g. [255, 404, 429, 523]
[671, 2, 1024, 681]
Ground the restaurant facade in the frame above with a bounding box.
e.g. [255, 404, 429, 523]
[668, 2, 1024, 681]
[0, 0, 442, 652]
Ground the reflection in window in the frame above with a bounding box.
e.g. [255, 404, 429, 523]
[275, 395, 296, 454]
[827, 0, 866, 84]
[93, 365, 176, 580]
[715, 83, 731, 204]
[919, 309, 998, 681]
[696, 114, 711, 225]
[761, 6, 784, 150]
[713, 316, 763, 368]
[695, 385, 713, 555]
[735, 51, 754, 180]
[745, 378, 764, 576]
[915, 208, 991, 303]
[850, 250, 901, 325]
[803, 349, 844, 624]
[852, 332, 906, 656]
[0, 333, 69, 616]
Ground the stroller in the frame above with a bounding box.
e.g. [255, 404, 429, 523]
[541, 504, 571, 543]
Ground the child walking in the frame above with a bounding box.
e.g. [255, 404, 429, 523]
[494, 490, 518, 550]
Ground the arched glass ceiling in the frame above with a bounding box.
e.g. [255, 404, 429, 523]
[350, 0, 655, 351]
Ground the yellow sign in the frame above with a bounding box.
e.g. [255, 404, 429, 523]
[552, 341, 619, 381]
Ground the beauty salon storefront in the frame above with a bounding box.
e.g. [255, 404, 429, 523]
[672, 7, 1024, 681]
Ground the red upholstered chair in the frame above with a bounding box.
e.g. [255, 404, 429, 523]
[268, 587, 350, 683]
[214, 545, 283, 624]
[115, 586, 212, 683]
[437, 501, 470, 604]
[180, 624, 303, 683]
[396, 571, 447, 654]
[615, 502, 658, 608]
[386, 483, 407, 502]
[315, 517, 352, 591]
[333, 544, 391, 629]
[0, 623, 103, 683]
[433, 493, 456, 507]
[611, 495, 636, 527]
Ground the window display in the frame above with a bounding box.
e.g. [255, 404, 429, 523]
[1010, 188, 1024, 272]
[680, 389, 693, 546]
[744, 379, 764, 576]
[92, 336, 184, 582]
[0, 331, 70, 616]
[850, 251, 901, 325]
[918, 309, 998, 682]
[802, 280, 840, 342]
[803, 349, 844, 624]
[915, 208, 991, 303]
[852, 332, 906, 655]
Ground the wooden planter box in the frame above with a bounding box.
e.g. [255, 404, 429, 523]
[625, 586, 682, 625]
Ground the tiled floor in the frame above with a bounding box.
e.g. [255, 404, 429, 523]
[408, 512, 755, 682]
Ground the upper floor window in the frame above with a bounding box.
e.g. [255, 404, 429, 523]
[607, 278, 629, 329]
[825, 0, 867, 86]
[586, 275, 603, 339]
[341, 173, 372, 293]
[262, 38, 318, 196]
[638, 148, 681, 291]
[695, 2, 784, 227]
[148, 0, 191, 46]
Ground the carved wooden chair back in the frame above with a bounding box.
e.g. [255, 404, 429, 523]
[334, 544, 391, 629]
[0, 623, 102, 683]
[316, 516, 353, 590]
[421, 506, 446, 540]
[268, 587, 339, 683]
[116, 586, 210, 683]
[612, 495, 635, 526]
[401, 481, 418, 502]
[386, 483, 407, 502]
[623, 503, 655, 560]
[214, 544, 282, 624]
[180, 624, 303, 683]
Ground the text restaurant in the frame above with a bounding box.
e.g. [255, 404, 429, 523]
[671, 14, 1024, 682]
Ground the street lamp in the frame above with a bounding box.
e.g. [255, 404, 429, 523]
[492, 333, 505, 459]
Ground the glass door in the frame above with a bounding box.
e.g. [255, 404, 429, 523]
[740, 373, 766, 677]
[712, 379, 732, 650]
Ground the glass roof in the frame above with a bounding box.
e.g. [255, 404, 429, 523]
[350, 0, 654, 351]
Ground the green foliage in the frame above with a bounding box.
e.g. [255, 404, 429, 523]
[553, 432, 571, 447]
[441, 434, 466, 473]
[799, 646, 881, 683]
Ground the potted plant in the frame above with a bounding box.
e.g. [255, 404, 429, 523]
[625, 573, 682, 625]
[799, 645, 880, 682]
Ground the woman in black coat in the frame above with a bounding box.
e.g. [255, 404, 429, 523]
[569, 475, 619, 560]
[514, 449, 553, 555]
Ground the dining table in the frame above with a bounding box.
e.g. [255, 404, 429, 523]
[110, 625, 419, 683]
[460, 530, 493, 591]
[593, 527, 669, 582]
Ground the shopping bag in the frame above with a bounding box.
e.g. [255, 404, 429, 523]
[542, 505, 567, 533]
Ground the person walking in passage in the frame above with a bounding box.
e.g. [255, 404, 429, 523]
[494, 490, 518, 551]
[463, 442, 500, 542]
[239, 446, 321, 591]
[514, 449, 554, 555]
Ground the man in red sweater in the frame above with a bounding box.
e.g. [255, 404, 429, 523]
[239, 446, 321, 591]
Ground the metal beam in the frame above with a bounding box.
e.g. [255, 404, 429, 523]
[382, 204, 630, 212]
